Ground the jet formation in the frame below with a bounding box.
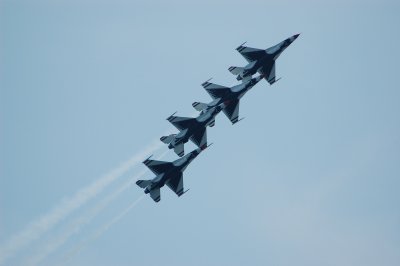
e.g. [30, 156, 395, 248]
[137, 34, 300, 202]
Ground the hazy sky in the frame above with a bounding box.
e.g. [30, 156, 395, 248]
[1, 0, 400, 265]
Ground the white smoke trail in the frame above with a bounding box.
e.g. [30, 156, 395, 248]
[24, 149, 170, 266]
[23, 170, 145, 266]
[62, 195, 145, 265]
[0, 139, 164, 265]
[60, 149, 172, 264]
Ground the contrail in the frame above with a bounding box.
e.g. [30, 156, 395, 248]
[62, 195, 145, 264]
[61, 149, 172, 264]
[0, 139, 164, 265]
[23, 170, 146, 266]
[23, 149, 170, 266]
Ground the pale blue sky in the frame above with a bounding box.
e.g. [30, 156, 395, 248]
[1, 0, 400, 265]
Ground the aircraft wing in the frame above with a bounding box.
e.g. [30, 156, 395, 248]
[223, 99, 240, 124]
[258, 61, 276, 84]
[143, 158, 173, 175]
[201, 80, 230, 100]
[190, 127, 207, 148]
[167, 116, 197, 131]
[150, 188, 161, 202]
[166, 173, 185, 197]
[236, 43, 265, 63]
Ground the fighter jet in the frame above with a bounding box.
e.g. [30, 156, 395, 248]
[160, 102, 226, 157]
[228, 34, 300, 84]
[192, 74, 263, 125]
[136, 145, 209, 202]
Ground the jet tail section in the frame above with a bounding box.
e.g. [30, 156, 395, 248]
[160, 134, 176, 144]
[173, 143, 185, 157]
[150, 188, 161, 202]
[136, 180, 151, 189]
[192, 102, 208, 112]
[228, 66, 244, 76]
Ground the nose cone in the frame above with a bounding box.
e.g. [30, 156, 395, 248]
[289, 33, 300, 43]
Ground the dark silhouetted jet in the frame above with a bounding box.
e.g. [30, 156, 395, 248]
[160, 102, 225, 157]
[228, 34, 300, 84]
[192, 74, 263, 124]
[136, 145, 210, 202]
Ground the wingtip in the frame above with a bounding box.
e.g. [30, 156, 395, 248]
[167, 111, 177, 120]
[236, 41, 247, 50]
[201, 143, 213, 150]
[201, 77, 213, 86]
[143, 155, 153, 164]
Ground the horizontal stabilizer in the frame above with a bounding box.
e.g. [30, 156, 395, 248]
[228, 66, 244, 76]
[136, 180, 151, 188]
[174, 143, 185, 157]
[160, 134, 176, 144]
[192, 102, 208, 112]
[150, 188, 161, 202]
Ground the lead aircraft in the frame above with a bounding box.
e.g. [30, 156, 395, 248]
[228, 34, 299, 84]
